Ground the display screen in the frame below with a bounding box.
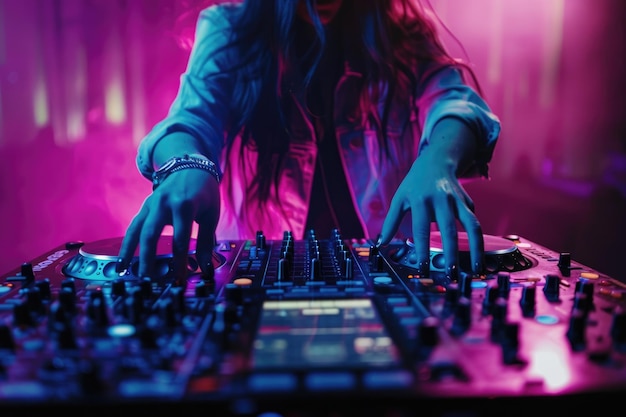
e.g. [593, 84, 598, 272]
[252, 298, 401, 369]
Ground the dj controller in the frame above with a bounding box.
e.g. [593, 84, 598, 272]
[1, 229, 625, 416]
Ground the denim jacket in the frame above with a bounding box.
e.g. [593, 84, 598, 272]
[136, 3, 501, 241]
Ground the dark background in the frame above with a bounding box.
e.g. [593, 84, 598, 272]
[1, 0, 625, 279]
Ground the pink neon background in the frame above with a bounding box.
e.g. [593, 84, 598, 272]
[1, 0, 625, 278]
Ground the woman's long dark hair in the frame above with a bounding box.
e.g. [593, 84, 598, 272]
[196, 0, 478, 206]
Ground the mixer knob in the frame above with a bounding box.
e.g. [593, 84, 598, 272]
[501, 322, 526, 365]
[575, 280, 595, 311]
[459, 273, 472, 298]
[140, 277, 153, 299]
[572, 293, 591, 315]
[49, 302, 72, 330]
[443, 282, 460, 318]
[124, 290, 144, 324]
[111, 278, 127, 298]
[159, 298, 178, 328]
[58, 287, 77, 315]
[558, 252, 571, 276]
[20, 262, 35, 286]
[54, 321, 78, 350]
[255, 230, 266, 251]
[344, 257, 354, 280]
[138, 321, 160, 349]
[519, 284, 536, 318]
[35, 278, 51, 300]
[0, 324, 15, 351]
[567, 308, 587, 351]
[24, 287, 45, 316]
[451, 296, 471, 336]
[610, 306, 626, 352]
[369, 244, 380, 264]
[61, 278, 76, 295]
[310, 258, 321, 281]
[277, 258, 290, 281]
[543, 274, 561, 302]
[371, 254, 384, 272]
[169, 286, 187, 315]
[86, 292, 109, 328]
[482, 285, 498, 316]
[490, 297, 508, 343]
[195, 280, 212, 297]
[418, 316, 440, 347]
[13, 300, 34, 327]
[497, 273, 511, 299]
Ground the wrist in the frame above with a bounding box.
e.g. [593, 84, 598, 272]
[152, 132, 207, 171]
[428, 117, 477, 176]
[152, 154, 222, 190]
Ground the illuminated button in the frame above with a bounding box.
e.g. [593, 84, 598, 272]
[387, 297, 408, 306]
[0, 382, 47, 398]
[400, 317, 420, 327]
[306, 372, 355, 391]
[373, 276, 393, 285]
[393, 306, 414, 316]
[248, 373, 297, 392]
[471, 281, 488, 289]
[535, 315, 559, 325]
[233, 278, 252, 286]
[363, 370, 413, 389]
[336, 280, 364, 286]
[108, 324, 136, 338]
[0, 286, 11, 294]
[580, 272, 599, 280]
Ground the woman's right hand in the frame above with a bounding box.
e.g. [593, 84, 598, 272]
[116, 167, 220, 283]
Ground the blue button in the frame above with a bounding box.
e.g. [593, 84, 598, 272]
[248, 373, 297, 392]
[363, 370, 413, 389]
[306, 372, 356, 391]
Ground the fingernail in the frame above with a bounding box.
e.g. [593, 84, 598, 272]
[375, 234, 382, 247]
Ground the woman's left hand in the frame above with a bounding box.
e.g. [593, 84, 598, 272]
[378, 117, 485, 279]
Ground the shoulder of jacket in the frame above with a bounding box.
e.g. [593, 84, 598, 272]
[199, 2, 241, 20]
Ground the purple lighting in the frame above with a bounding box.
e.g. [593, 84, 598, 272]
[0, 0, 625, 279]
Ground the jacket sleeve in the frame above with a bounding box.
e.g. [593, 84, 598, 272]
[415, 64, 501, 179]
[136, 4, 237, 180]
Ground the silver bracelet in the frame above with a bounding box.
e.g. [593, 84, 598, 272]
[152, 153, 222, 190]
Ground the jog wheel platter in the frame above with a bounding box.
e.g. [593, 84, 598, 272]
[61, 236, 225, 281]
[385, 232, 536, 276]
